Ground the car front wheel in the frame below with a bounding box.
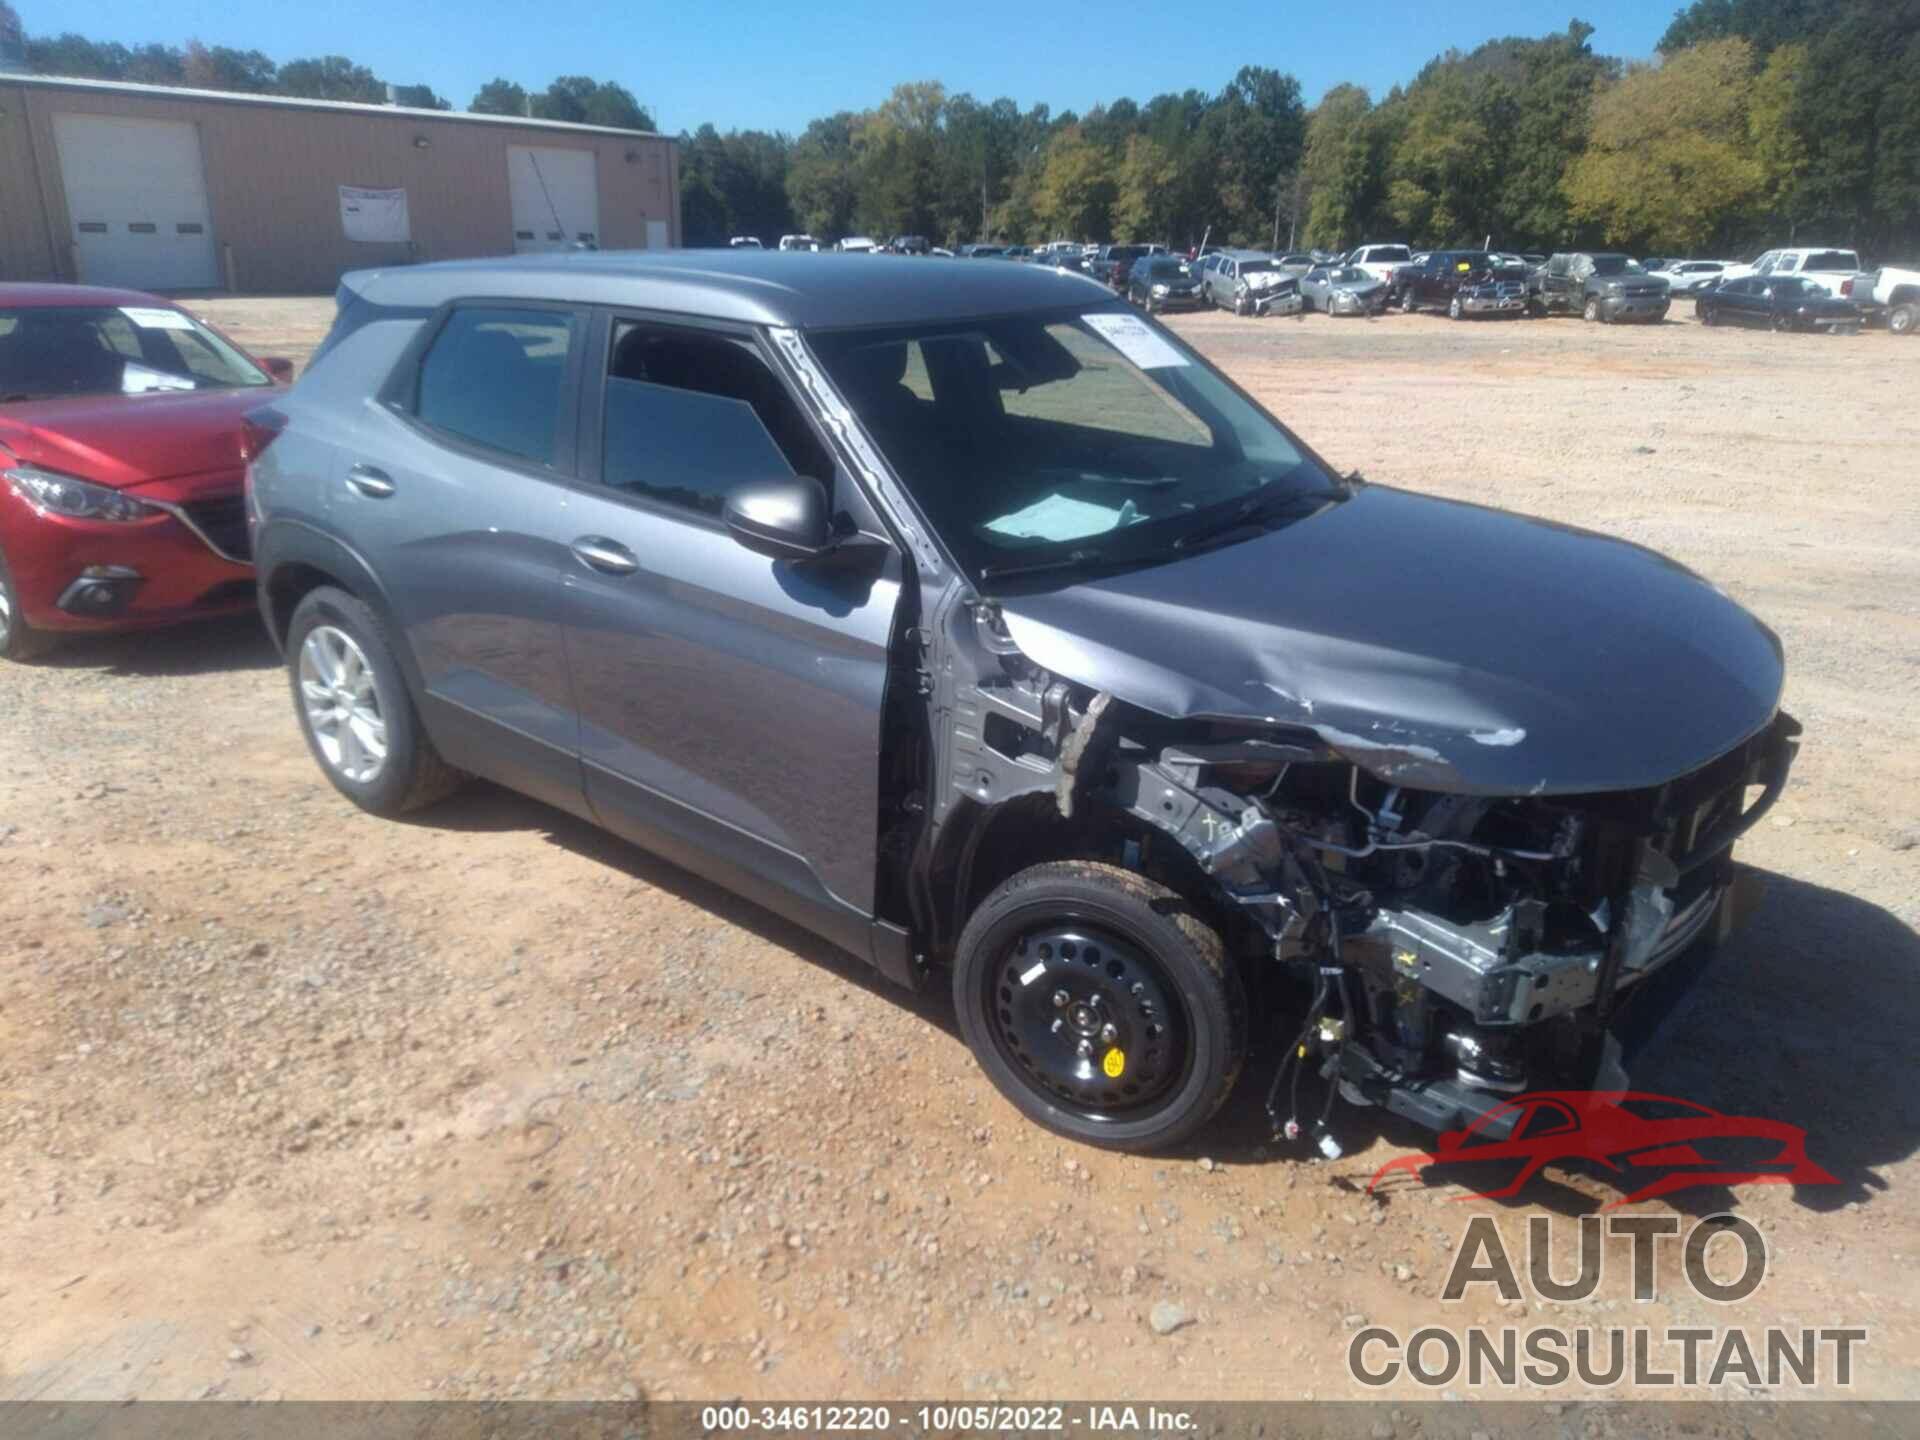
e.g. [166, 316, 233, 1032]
[953, 860, 1246, 1153]
[1891, 303, 1916, 336]
[0, 548, 54, 663]
[286, 585, 465, 816]
[1583, 297, 1602, 323]
[1448, 297, 1464, 320]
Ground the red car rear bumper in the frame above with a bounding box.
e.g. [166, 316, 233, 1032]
[0, 470, 253, 635]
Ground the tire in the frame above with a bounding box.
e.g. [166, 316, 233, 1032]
[1448, 296, 1464, 321]
[0, 546, 55, 663]
[953, 860, 1246, 1153]
[1583, 296, 1601, 323]
[285, 585, 465, 816]
[1889, 303, 1915, 336]
[1771, 312, 1792, 333]
[1699, 304, 1715, 327]
[1401, 290, 1419, 314]
[1233, 293, 1248, 317]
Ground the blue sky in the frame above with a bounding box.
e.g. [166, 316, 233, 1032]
[23, 1, 1681, 135]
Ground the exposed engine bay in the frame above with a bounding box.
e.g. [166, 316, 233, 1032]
[914, 597, 1799, 1151]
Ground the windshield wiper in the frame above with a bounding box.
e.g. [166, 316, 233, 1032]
[1172, 486, 1345, 554]
[978, 547, 1111, 584]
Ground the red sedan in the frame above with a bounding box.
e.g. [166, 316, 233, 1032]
[0, 283, 292, 660]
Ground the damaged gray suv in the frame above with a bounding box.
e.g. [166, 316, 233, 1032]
[250, 252, 1797, 1154]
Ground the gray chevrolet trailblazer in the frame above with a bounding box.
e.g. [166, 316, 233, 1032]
[248, 252, 1796, 1154]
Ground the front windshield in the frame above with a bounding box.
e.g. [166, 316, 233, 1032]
[808, 307, 1334, 584]
[1328, 267, 1368, 283]
[1141, 259, 1186, 279]
[0, 304, 269, 402]
[1239, 260, 1278, 276]
[1589, 256, 1642, 276]
[1366, 246, 1411, 262]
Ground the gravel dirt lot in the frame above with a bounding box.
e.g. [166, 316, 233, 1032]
[2, 296, 1916, 1409]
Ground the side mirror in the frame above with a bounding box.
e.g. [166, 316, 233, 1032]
[262, 356, 296, 383]
[723, 476, 833, 560]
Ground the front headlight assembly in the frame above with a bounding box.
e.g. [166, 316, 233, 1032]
[1151, 284, 1170, 297]
[4, 464, 162, 523]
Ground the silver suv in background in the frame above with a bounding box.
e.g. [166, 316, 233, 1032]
[248, 251, 1794, 1157]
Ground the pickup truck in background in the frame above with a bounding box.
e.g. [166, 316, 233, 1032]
[1721, 248, 1866, 298]
[1844, 265, 1920, 334]
[1395, 250, 1530, 317]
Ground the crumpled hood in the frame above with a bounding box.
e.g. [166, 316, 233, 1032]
[0, 388, 264, 488]
[998, 486, 1784, 795]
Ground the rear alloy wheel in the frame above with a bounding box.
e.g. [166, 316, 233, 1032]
[287, 585, 465, 815]
[1583, 296, 1602, 323]
[1699, 304, 1715, 327]
[1401, 291, 1419, 314]
[0, 548, 54, 663]
[1888, 303, 1915, 336]
[1448, 296, 1464, 321]
[954, 860, 1245, 1152]
[1772, 312, 1793, 333]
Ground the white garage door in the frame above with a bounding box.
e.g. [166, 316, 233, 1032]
[54, 113, 219, 291]
[507, 147, 599, 253]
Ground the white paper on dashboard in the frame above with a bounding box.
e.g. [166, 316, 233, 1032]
[1081, 312, 1190, 369]
[984, 493, 1140, 542]
[119, 306, 194, 331]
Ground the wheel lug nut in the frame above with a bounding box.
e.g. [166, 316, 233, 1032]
[1052, 989, 1071, 1008]
[1076, 1039, 1093, 1059]
[1051, 1018, 1064, 1034]
[1101, 1023, 1118, 1043]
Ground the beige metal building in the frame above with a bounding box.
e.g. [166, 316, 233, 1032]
[0, 73, 681, 294]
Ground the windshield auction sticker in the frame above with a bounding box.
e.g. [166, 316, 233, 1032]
[1082, 312, 1190, 369]
[118, 306, 195, 330]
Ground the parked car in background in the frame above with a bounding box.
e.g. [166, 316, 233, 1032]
[957, 244, 1006, 258]
[1529, 253, 1670, 324]
[1655, 260, 1735, 295]
[729, 236, 764, 249]
[1274, 253, 1319, 277]
[1200, 251, 1293, 315]
[1298, 264, 1390, 316]
[1396, 251, 1528, 317]
[0, 283, 292, 660]
[1695, 275, 1862, 332]
[886, 235, 932, 256]
[1088, 244, 1159, 287]
[1127, 255, 1202, 313]
[778, 235, 821, 252]
[251, 250, 1797, 1157]
[1003, 245, 1033, 261]
[1346, 243, 1413, 285]
[1723, 247, 1864, 298]
[834, 236, 878, 253]
[1843, 264, 1920, 334]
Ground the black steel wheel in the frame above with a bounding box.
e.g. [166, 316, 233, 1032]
[953, 861, 1245, 1152]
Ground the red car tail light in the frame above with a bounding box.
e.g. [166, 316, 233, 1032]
[240, 406, 288, 463]
[1840, 277, 1854, 297]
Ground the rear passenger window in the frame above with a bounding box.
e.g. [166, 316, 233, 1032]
[416, 307, 574, 465]
[600, 323, 831, 517]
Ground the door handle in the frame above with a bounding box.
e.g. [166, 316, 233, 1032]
[345, 464, 396, 498]
[570, 536, 639, 576]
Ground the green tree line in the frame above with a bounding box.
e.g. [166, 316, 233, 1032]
[688, 4, 1919, 257]
[11, 1, 1917, 257]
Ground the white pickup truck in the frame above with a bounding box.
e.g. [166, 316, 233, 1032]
[1722, 247, 1867, 298]
[1849, 265, 1920, 334]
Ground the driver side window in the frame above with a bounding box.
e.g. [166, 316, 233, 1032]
[600, 322, 831, 518]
